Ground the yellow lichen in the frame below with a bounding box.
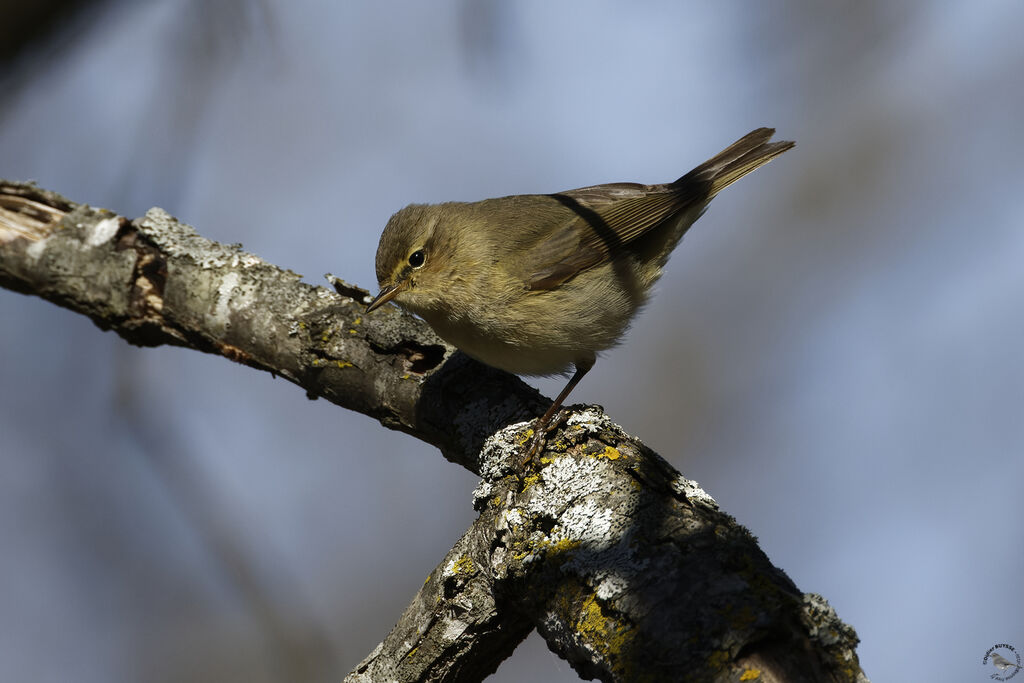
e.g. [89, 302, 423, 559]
[451, 555, 475, 575]
[335, 360, 353, 368]
[596, 446, 621, 460]
[740, 668, 762, 681]
[729, 605, 757, 631]
[546, 537, 580, 555]
[573, 594, 637, 676]
[707, 650, 731, 670]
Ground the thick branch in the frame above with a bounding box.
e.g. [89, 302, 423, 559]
[348, 410, 867, 682]
[1, 180, 868, 682]
[0, 180, 546, 471]
[346, 503, 533, 683]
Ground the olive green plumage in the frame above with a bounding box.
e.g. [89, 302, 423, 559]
[368, 128, 794, 449]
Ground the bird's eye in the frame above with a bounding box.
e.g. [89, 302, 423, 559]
[408, 250, 425, 268]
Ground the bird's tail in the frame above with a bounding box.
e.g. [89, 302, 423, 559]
[677, 128, 795, 197]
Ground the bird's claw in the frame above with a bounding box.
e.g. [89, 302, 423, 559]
[520, 408, 570, 467]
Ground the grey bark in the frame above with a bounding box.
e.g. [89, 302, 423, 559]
[0, 180, 868, 683]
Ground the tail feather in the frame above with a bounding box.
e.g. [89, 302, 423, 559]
[677, 128, 795, 197]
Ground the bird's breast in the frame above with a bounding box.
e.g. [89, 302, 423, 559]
[419, 261, 644, 376]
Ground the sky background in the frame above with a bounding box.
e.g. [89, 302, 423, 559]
[1, 1, 1022, 681]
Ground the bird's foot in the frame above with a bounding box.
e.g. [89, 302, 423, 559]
[520, 408, 571, 468]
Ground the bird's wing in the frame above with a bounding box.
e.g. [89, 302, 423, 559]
[523, 128, 793, 291]
[523, 182, 705, 290]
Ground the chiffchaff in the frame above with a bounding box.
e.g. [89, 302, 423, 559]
[368, 128, 793, 456]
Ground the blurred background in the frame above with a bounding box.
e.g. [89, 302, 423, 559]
[1, 1, 1022, 681]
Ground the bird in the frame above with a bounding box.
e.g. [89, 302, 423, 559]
[991, 652, 1022, 673]
[368, 128, 794, 458]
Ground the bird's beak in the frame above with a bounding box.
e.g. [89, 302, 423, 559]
[366, 282, 405, 313]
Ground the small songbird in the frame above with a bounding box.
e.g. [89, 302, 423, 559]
[368, 128, 794, 456]
[991, 652, 1022, 673]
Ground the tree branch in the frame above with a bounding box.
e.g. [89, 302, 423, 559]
[1, 180, 868, 682]
[347, 500, 533, 682]
[0, 180, 545, 470]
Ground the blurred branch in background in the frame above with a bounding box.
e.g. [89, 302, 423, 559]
[0, 0, 102, 74]
[115, 379, 340, 681]
[0, 0, 275, 212]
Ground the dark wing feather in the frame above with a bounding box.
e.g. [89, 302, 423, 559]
[524, 128, 793, 290]
[524, 184, 703, 290]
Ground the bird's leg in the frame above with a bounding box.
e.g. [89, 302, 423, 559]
[522, 356, 594, 464]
